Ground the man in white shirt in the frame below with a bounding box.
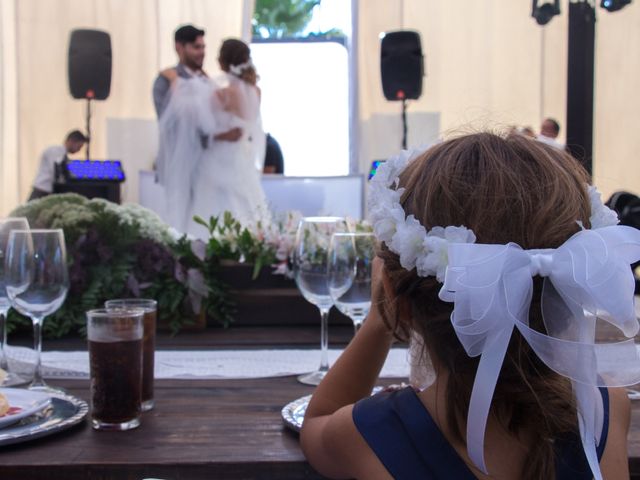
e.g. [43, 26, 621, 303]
[536, 118, 565, 151]
[29, 130, 86, 200]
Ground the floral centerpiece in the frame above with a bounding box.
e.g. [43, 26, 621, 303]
[8, 194, 371, 337]
[8, 194, 195, 336]
[194, 210, 302, 279]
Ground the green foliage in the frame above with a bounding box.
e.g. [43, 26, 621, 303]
[195, 212, 278, 280]
[306, 28, 346, 39]
[252, 0, 320, 38]
[6, 195, 370, 339]
[7, 194, 196, 338]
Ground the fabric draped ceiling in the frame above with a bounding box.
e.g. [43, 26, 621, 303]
[1, 0, 639, 214]
[0, 0, 249, 215]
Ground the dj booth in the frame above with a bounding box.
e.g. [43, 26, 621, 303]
[53, 159, 125, 203]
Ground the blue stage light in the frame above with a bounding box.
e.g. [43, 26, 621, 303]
[368, 160, 385, 180]
[65, 160, 125, 182]
[601, 0, 631, 12]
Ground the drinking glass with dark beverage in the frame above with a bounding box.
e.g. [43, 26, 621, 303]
[87, 308, 144, 431]
[105, 299, 157, 411]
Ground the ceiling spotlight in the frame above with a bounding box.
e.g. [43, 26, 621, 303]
[532, 0, 561, 25]
[601, 0, 632, 12]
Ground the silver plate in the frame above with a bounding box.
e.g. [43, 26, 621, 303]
[281, 386, 389, 433]
[281, 394, 311, 433]
[283, 387, 640, 432]
[0, 392, 88, 446]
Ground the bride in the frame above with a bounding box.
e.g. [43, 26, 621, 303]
[189, 39, 269, 237]
[156, 38, 269, 237]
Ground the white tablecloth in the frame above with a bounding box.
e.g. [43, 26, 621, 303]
[6, 346, 411, 380]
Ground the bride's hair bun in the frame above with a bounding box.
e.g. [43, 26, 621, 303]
[219, 38, 258, 85]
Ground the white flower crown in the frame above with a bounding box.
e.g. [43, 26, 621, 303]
[367, 148, 619, 282]
[229, 59, 254, 77]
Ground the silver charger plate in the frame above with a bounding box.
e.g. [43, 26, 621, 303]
[0, 392, 88, 446]
[283, 387, 640, 432]
[281, 394, 311, 433]
[281, 386, 389, 433]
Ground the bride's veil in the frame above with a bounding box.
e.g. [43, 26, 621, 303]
[238, 80, 267, 172]
[213, 75, 266, 172]
[156, 76, 216, 231]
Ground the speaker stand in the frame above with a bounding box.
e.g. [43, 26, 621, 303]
[401, 99, 408, 150]
[85, 97, 92, 160]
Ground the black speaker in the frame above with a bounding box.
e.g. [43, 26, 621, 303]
[380, 31, 424, 101]
[68, 29, 112, 100]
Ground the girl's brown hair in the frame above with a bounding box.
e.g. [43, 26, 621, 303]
[218, 38, 258, 85]
[378, 132, 591, 480]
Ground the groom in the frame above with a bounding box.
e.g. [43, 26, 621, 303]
[153, 24, 241, 143]
[153, 24, 241, 232]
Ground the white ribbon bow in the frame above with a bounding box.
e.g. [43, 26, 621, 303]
[439, 225, 640, 479]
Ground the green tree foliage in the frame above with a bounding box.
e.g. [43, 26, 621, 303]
[252, 0, 320, 38]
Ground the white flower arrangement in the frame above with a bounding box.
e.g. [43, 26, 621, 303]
[245, 211, 303, 277]
[587, 185, 619, 229]
[367, 148, 616, 282]
[87, 200, 172, 245]
[229, 59, 254, 77]
[11, 193, 174, 247]
[199, 210, 373, 279]
[368, 149, 476, 282]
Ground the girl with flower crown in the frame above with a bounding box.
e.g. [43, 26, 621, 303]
[189, 38, 269, 237]
[300, 132, 639, 479]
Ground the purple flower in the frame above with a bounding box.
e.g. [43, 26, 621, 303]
[132, 239, 175, 282]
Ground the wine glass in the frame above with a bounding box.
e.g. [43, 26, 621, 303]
[0, 217, 31, 386]
[4, 229, 69, 391]
[293, 216, 348, 385]
[328, 233, 375, 335]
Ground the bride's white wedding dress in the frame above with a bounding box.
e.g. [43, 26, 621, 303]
[189, 73, 269, 238]
[156, 73, 269, 237]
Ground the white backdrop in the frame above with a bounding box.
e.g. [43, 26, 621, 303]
[2, 1, 640, 214]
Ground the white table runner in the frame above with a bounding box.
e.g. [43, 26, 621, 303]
[6, 346, 411, 380]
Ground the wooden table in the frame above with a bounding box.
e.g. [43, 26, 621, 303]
[1, 326, 639, 479]
[0, 376, 324, 480]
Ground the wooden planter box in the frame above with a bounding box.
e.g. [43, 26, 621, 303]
[214, 261, 351, 327]
[158, 309, 208, 332]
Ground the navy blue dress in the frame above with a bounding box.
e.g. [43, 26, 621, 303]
[352, 386, 609, 479]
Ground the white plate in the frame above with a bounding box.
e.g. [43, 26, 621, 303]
[0, 388, 52, 429]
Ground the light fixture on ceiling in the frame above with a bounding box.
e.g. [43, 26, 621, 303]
[601, 0, 632, 12]
[532, 0, 561, 25]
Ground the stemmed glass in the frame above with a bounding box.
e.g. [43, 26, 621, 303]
[0, 217, 30, 386]
[4, 229, 69, 391]
[328, 233, 375, 335]
[293, 217, 348, 385]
